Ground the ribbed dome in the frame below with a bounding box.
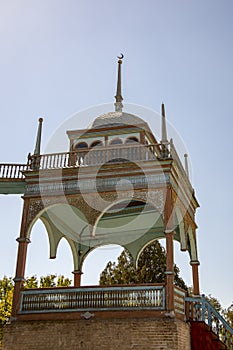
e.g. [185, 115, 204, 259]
[88, 111, 147, 129]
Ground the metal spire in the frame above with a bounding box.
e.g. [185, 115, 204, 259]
[114, 54, 124, 112]
[33, 117, 43, 155]
[184, 153, 190, 179]
[161, 103, 168, 144]
[161, 103, 169, 158]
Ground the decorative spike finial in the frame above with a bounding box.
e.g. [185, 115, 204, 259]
[184, 153, 190, 179]
[161, 103, 169, 158]
[33, 117, 43, 155]
[114, 54, 124, 112]
[161, 103, 168, 143]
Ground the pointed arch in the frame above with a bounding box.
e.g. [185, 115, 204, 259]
[91, 198, 164, 264]
[174, 206, 187, 251]
[25, 203, 90, 272]
[187, 225, 198, 261]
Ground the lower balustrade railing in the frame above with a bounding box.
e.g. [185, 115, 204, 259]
[20, 285, 165, 314]
[186, 295, 233, 350]
[174, 286, 186, 315]
[0, 163, 28, 179]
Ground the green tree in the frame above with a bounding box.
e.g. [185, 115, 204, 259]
[39, 274, 72, 288]
[24, 275, 38, 289]
[0, 274, 72, 347]
[39, 274, 57, 288]
[225, 303, 233, 328]
[56, 275, 72, 287]
[99, 240, 188, 291]
[206, 294, 223, 314]
[0, 277, 14, 348]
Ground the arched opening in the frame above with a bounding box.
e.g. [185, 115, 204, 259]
[174, 207, 187, 250]
[135, 237, 190, 289]
[92, 198, 164, 262]
[125, 136, 139, 143]
[26, 219, 74, 283]
[109, 138, 123, 145]
[173, 239, 192, 288]
[25, 203, 90, 281]
[187, 226, 198, 261]
[75, 141, 88, 149]
[81, 244, 123, 285]
[90, 140, 103, 148]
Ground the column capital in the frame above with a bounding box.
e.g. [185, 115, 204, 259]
[164, 229, 174, 234]
[190, 260, 200, 266]
[16, 237, 31, 243]
[13, 277, 26, 283]
[72, 270, 83, 275]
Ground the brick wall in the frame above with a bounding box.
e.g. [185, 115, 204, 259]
[2, 317, 191, 350]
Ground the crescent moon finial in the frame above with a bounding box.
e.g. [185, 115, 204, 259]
[117, 53, 124, 60]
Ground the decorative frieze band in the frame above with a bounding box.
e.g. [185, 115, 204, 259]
[25, 173, 169, 195]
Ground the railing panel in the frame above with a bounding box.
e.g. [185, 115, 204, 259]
[20, 285, 165, 314]
[186, 295, 233, 350]
[0, 164, 28, 179]
[0, 143, 171, 179]
[28, 144, 162, 171]
[174, 286, 186, 315]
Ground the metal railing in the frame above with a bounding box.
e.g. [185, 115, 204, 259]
[0, 163, 28, 179]
[0, 142, 191, 186]
[170, 140, 193, 192]
[186, 295, 233, 349]
[20, 285, 165, 314]
[28, 144, 163, 170]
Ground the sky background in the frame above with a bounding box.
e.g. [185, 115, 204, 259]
[0, 0, 232, 309]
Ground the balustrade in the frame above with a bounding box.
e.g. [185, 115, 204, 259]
[186, 295, 233, 349]
[174, 286, 186, 315]
[0, 143, 173, 180]
[20, 285, 165, 313]
[0, 164, 28, 179]
[29, 144, 162, 170]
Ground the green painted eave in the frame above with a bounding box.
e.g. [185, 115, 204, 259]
[0, 180, 26, 195]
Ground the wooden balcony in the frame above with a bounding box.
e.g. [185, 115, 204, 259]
[0, 141, 192, 195]
[28, 143, 161, 170]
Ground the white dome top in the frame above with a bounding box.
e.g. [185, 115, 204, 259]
[88, 111, 148, 129]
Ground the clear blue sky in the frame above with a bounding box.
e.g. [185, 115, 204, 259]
[0, 0, 232, 308]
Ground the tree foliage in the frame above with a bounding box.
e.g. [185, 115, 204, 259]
[99, 240, 188, 291]
[225, 303, 233, 328]
[206, 294, 223, 314]
[0, 274, 71, 348]
[0, 277, 14, 348]
[0, 277, 13, 324]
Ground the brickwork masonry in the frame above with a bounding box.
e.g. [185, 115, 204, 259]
[2, 317, 191, 350]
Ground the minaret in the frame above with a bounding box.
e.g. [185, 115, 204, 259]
[114, 54, 124, 112]
[33, 117, 43, 155]
[161, 103, 169, 158]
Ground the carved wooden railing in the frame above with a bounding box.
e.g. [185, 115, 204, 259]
[174, 286, 186, 315]
[186, 295, 233, 349]
[19, 285, 165, 314]
[0, 142, 191, 186]
[170, 140, 193, 192]
[28, 143, 168, 171]
[0, 163, 28, 179]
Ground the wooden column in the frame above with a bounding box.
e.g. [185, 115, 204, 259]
[190, 260, 200, 296]
[164, 187, 175, 315]
[73, 270, 83, 287]
[11, 198, 30, 317]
